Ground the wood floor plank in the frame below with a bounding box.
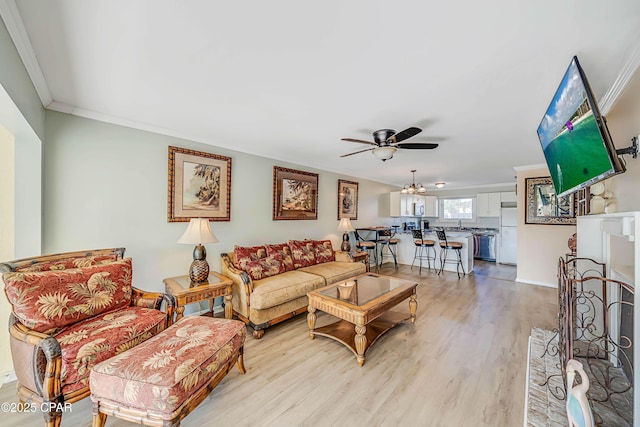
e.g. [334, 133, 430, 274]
[0, 262, 556, 427]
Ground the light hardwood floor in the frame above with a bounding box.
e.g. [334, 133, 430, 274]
[0, 262, 556, 427]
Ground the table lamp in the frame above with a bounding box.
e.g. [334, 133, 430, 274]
[337, 218, 355, 252]
[178, 218, 219, 284]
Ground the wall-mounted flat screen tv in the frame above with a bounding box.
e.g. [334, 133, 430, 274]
[536, 56, 625, 197]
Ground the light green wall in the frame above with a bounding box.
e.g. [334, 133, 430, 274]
[43, 110, 397, 294]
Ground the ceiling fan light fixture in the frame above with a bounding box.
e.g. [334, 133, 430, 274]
[371, 146, 397, 161]
[435, 182, 446, 188]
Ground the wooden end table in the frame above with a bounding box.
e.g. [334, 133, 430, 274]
[163, 271, 233, 322]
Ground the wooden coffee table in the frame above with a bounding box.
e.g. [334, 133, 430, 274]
[307, 273, 417, 366]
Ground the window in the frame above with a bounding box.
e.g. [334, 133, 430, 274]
[439, 197, 475, 221]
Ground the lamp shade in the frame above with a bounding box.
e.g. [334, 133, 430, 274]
[177, 218, 219, 245]
[371, 146, 397, 161]
[337, 218, 355, 232]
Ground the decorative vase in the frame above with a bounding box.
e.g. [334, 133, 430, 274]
[568, 233, 577, 255]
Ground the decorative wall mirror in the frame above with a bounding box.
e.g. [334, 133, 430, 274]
[525, 176, 576, 225]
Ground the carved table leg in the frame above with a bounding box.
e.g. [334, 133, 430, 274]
[409, 291, 417, 323]
[224, 294, 233, 319]
[355, 323, 367, 366]
[175, 305, 185, 321]
[307, 306, 317, 339]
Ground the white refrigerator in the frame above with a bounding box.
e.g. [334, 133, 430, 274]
[499, 208, 517, 265]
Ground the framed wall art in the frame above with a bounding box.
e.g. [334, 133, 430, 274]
[337, 179, 358, 220]
[168, 146, 231, 222]
[272, 166, 318, 220]
[525, 176, 576, 225]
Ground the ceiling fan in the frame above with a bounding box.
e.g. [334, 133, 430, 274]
[340, 127, 439, 161]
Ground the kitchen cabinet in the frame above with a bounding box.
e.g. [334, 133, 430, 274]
[390, 192, 413, 217]
[500, 191, 517, 203]
[477, 192, 501, 217]
[424, 195, 438, 217]
[389, 192, 431, 217]
[389, 192, 401, 217]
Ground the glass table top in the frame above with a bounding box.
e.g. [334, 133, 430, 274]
[317, 273, 416, 306]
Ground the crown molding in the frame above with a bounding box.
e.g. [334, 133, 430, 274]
[599, 28, 640, 116]
[0, 0, 52, 107]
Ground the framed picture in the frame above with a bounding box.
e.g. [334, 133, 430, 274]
[525, 176, 576, 225]
[168, 146, 231, 222]
[337, 179, 358, 220]
[272, 166, 318, 220]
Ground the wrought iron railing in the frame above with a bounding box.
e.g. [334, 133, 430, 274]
[543, 256, 634, 426]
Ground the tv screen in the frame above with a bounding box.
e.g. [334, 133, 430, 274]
[536, 56, 624, 197]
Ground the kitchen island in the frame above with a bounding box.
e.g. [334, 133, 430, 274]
[391, 230, 474, 274]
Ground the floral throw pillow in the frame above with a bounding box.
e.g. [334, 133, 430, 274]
[265, 243, 295, 272]
[288, 240, 316, 268]
[3, 258, 133, 334]
[244, 254, 284, 281]
[312, 240, 335, 264]
[16, 254, 120, 272]
[233, 245, 267, 271]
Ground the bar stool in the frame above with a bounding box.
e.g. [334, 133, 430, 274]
[378, 228, 399, 269]
[435, 229, 465, 279]
[355, 229, 378, 273]
[411, 229, 436, 273]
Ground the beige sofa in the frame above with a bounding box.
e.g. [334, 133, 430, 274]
[221, 239, 366, 338]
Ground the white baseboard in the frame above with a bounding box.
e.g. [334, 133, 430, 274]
[523, 335, 531, 427]
[2, 371, 16, 385]
[515, 277, 556, 288]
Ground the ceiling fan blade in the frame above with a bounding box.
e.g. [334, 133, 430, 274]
[388, 127, 422, 143]
[340, 147, 375, 157]
[341, 138, 377, 146]
[395, 142, 439, 149]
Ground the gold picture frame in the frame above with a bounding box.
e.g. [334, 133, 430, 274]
[525, 176, 575, 225]
[273, 166, 318, 220]
[337, 179, 358, 220]
[168, 146, 231, 222]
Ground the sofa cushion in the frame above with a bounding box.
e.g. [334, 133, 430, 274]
[288, 240, 316, 268]
[312, 240, 335, 264]
[3, 258, 134, 334]
[265, 243, 295, 272]
[233, 245, 267, 271]
[90, 317, 245, 416]
[299, 261, 366, 286]
[245, 254, 284, 281]
[14, 254, 120, 272]
[251, 270, 325, 310]
[56, 306, 167, 395]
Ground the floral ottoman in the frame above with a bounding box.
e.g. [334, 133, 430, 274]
[90, 316, 246, 426]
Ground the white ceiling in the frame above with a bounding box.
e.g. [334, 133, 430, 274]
[5, 1, 640, 189]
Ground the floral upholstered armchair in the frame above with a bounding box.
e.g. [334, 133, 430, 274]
[0, 248, 174, 427]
